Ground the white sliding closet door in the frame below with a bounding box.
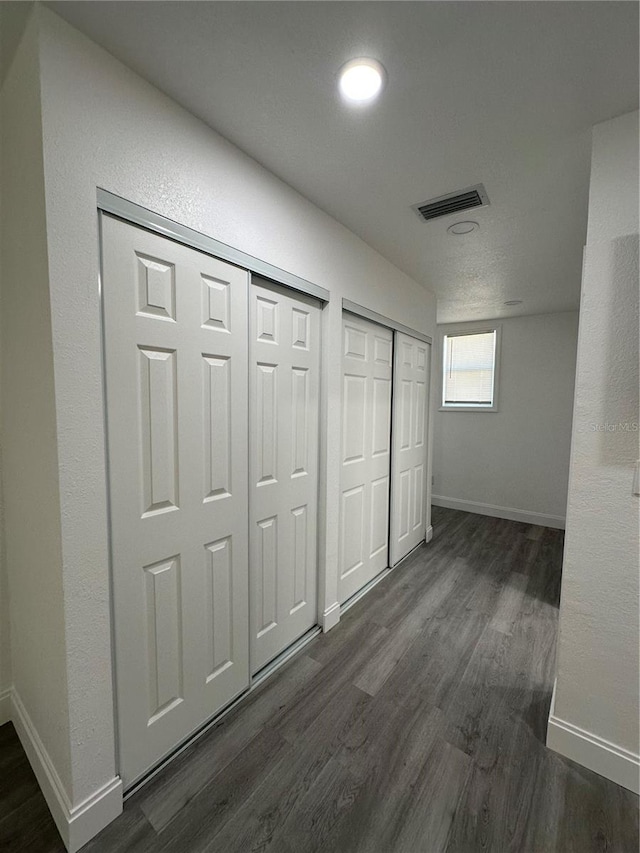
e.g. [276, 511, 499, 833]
[390, 333, 431, 565]
[102, 215, 250, 787]
[249, 279, 321, 674]
[339, 314, 393, 603]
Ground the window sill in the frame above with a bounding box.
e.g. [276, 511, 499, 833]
[439, 405, 499, 413]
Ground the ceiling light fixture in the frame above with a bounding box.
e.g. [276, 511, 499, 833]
[339, 58, 385, 104]
[447, 220, 479, 236]
[504, 300, 523, 306]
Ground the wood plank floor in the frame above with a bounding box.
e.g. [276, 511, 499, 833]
[1, 507, 637, 852]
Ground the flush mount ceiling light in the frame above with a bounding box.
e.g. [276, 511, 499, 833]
[339, 58, 385, 104]
[447, 220, 479, 236]
[504, 300, 523, 306]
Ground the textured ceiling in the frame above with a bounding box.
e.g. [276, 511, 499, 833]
[48, 1, 639, 322]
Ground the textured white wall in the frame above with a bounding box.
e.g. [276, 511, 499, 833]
[0, 0, 35, 713]
[553, 111, 639, 757]
[32, 5, 436, 808]
[0, 452, 9, 703]
[0, 413, 10, 704]
[0, 119, 9, 700]
[0, 12, 71, 782]
[433, 312, 578, 523]
[0, 419, 10, 707]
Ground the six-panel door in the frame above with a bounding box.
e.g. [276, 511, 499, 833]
[339, 314, 394, 603]
[102, 215, 250, 787]
[390, 333, 431, 565]
[249, 279, 321, 673]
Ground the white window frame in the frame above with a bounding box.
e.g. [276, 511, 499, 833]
[438, 322, 502, 413]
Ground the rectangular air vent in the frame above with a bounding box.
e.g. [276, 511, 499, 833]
[412, 184, 489, 222]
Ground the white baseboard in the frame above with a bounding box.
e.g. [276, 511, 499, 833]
[432, 495, 565, 529]
[426, 525, 434, 543]
[549, 675, 557, 717]
[65, 777, 123, 853]
[322, 601, 340, 632]
[547, 715, 639, 794]
[547, 682, 639, 794]
[0, 686, 12, 725]
[10, 688, 123, 852]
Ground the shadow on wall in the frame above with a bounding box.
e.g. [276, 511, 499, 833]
[603, 233, 639, 466]
[576, 233, 639, 466]
[0, 2, 32, 86]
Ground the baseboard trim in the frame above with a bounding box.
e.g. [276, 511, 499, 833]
[322, 601, 340, 632]
[11, 688, 123, 852]
[0, 686, 12, 725]
[66, 776, 123, 853]
[426, 525, 434, 543]
[547, 711, 640, 794]
[549, 676, 557, 718]
[432, 495, 565, 529]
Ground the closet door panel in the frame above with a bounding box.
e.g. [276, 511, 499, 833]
[339, 314, 393, 603]
[390, 333, 431, 565]
[102, 215, 249, 788]
[249, 279, 321, 673]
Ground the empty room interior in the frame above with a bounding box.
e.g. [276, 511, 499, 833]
[0, 2, 638, 851]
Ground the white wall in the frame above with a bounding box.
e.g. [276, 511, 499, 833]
[0, 1, 37, 717]
[0, 8, 71, 779]
[433, 312, 578, 526]
[0, 404, 11, 718]
[0, 0, 29, 724]
[548, 110, 639, 793]
[3, 4, 436, 836]
[0, 383, 11, 715]
[0, 94, 10, 707]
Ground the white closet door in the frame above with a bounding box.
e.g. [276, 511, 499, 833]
[249, 279, 321, 673]
[102, 215, 249, 787]
[339, 314, 393, 603]
[390, 333, 431, 565]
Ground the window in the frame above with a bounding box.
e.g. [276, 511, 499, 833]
[440, 326, 500, 411]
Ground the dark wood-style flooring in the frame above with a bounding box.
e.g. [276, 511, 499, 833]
[1, 507, 638, 852]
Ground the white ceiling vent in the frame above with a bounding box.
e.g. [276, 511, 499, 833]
[412, 184, 489, 222]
